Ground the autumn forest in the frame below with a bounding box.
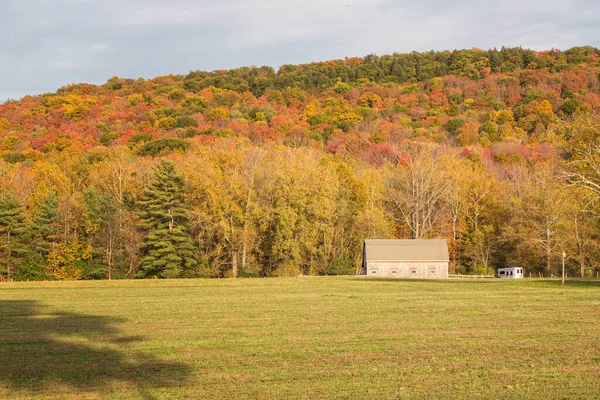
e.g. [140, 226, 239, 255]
[2, 46, 600, 280]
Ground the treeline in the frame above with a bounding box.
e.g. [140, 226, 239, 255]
[2, 47, 600, 163]
[183, 46, 600, 96]
[0, 121, 599, 281]
[1, 46, 600, 280]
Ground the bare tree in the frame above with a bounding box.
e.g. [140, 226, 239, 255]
[385, 146, 452, 238]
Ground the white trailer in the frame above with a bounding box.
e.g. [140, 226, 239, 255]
[497, 267, 524, 279]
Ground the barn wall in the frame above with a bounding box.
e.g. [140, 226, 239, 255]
[366, 262, 448, 279]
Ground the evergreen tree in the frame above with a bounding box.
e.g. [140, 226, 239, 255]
[0, 192, 29, 281]
[138, 160, 198, 278]
[31, 193, 59, 259]
[18, 193, 60, 280]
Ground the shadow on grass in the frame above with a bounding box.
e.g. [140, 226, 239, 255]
[0, 300, 191, 399]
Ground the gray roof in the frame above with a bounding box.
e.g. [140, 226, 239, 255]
[364, 239, 449, 262]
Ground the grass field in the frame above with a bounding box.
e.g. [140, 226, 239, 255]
[1, 277, 600, 399]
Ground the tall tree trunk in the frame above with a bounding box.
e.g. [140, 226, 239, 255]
[545, 228, 552, 274]
[241, 240, 247, 272]
[231, 249, 238, 278]
[107, 237, 113, 280]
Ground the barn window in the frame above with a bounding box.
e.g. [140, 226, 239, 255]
[391, 270, 398, 274]
[429, 266, 436, 273]
[370, 270, 377, 274]
[410, 267, 417, 274]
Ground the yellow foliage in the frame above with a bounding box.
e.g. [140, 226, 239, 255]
[359, 93, 383, 108]
[457, 122, 479, 146]
[61, 103, 84, 121]
[490, 110, 515, 125]
[209, 108, 230, 121]
[535, 100, 556, 126]
[128, 94, 144, 106]
[21, 149, 43, 161]
[536, 100, 554, 117]
[303, 101, 320, 117]
[156, 117, 176, 130]
[335, 112, 363, 123]
[50, 265, 83, 281]
[53, 138, 72, 151]
[1, 135, 19, 151]
[46, 240, 91, 281]
[28, 160, 72, 209]
[431, 77, 444, 89]
[254, 112, 267, 123]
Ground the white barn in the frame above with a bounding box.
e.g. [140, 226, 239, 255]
[497, 267, 524, 279]
[363, 239, 449, 279]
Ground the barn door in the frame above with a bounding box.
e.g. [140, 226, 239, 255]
[399, 266, 409, 278]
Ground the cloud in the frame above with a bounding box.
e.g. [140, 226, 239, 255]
[1, 0, 599, 102]
[91, 43, 112, 54]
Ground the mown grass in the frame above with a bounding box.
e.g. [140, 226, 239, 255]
[1, 277, 599, 399]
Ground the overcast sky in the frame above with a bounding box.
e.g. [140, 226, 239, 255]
[1, 0, 599, 102]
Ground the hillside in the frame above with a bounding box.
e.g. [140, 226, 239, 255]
[2, 46, 600, 154]
[1, 46, 600, 280]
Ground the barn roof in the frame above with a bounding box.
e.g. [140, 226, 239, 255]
[364, 239, 449, 262]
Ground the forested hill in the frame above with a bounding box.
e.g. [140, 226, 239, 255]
[183, 46, 600, 95]
[1, 46, 600, 281]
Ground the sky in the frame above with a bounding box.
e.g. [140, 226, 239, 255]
[1, 0, 599, 102]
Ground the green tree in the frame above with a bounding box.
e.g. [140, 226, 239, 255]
[0, 192, 29, 281]
[85, 190, 121, 280]
[25, 193, 60, 280]
[31, 194, 59, 256]
[138, 160, 198, 278]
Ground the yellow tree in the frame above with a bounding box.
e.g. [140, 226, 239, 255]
[255, 147, 339, 276]
[184, 143, 265, 277]
[503, 163, 573, 274]
[460, 162, 500, 274]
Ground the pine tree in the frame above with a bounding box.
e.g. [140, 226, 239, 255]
[31, 193, 59, 258]
[18, 193, 60, 280]
[138, 160, 198, 278]
[0, 192, 29, 281]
